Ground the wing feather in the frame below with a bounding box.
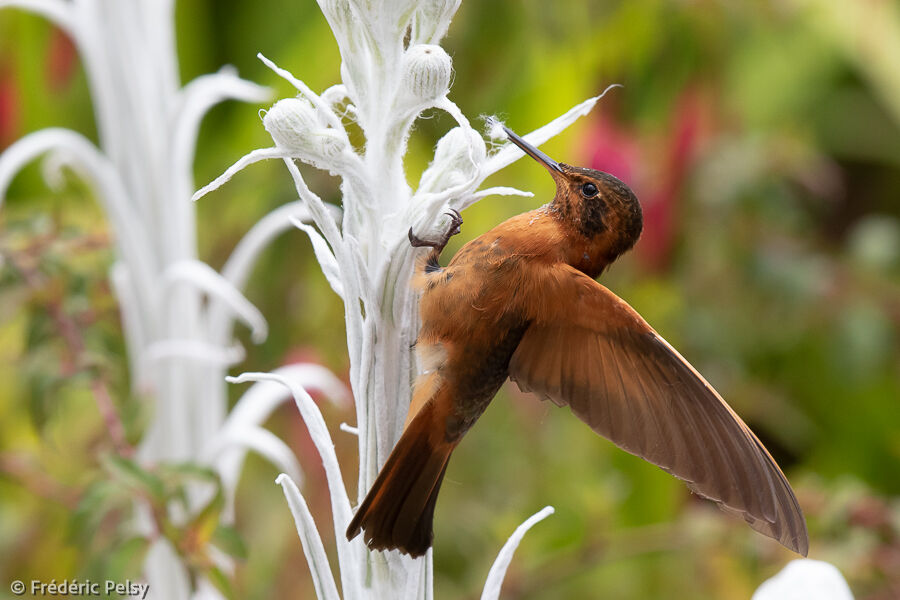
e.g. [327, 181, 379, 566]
[508, 265, 808, 555]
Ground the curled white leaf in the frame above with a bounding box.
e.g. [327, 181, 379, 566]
[144, 340, 246, 367]
[174, 67, 272, 184]
[276, 474, 341, 600]
[292, 217, 345, 300]
[191, 146, 292, 201]
[211, 425, 303, 489]
[213, 361, 348, 520]
[210, 201, 340, 345]
[162, 260, 268, 344]
[222, 202, 311, 289]
[225, 363, 350, 436]
[321, 84, 350, 109]
[226, 372, 357, 595]
[480, 506, 555, 600]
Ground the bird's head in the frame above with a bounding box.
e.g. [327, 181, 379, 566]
[502, 124, 643, 261]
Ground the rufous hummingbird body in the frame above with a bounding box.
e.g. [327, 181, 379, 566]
[346, 123, 808, 558]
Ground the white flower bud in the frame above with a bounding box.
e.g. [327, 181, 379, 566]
[263, 97, 319, 149]
[313, 129, 348, 160]
[400, 44, 452, 106]
[433, 126, 486, 171]
[418, 126, 486, 193]
[263, 96, 349, 164]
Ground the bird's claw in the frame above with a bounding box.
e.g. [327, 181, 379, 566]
[444, 209, 463, 237]
[408, 210, 464, 251]
[408, 227, 428, 247]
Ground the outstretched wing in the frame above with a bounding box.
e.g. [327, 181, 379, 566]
[508, 264, 808, 555]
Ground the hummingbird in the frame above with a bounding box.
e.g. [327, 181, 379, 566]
[346, 123, 808, 558]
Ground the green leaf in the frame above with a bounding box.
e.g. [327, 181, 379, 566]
[101, 454, 166, 503]
[186, 487, 225, 550]
[157, 462, 221, 487]
[70, 479, 127, 541]
[26, 370, 60, 431]
[205, 567, 237, 600]
[105, 536, 151, 580]
[212, 525, 248, 561]
[25, 310, 55, 351]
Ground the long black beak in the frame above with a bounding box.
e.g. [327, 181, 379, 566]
[502, 125, 563, 174]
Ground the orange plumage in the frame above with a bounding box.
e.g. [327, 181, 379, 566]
[346, 125, 808, 558]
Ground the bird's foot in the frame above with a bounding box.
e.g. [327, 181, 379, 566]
[408, 209, 463, 252]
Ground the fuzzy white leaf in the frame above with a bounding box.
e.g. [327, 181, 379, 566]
[480, 506, 555, 600]
[227, 372, 358, 595]
[144, 539, 192, 600]
[191, 147, 293, 201]
[410, 0, 461, 45]
[282, 155, 346, 255]
[209, 201, 341, 345]
[222, 202, 310, 289]
[174, 68, 271, 186]
[144, 340, 245, 367]
[283, 160, 367, 381]
[483, 86, 621, 177]
[292, 217, 346, 300]
[109, 262, 148, 392]
[215, 362, 347, 520]
[163, 260, 268, 343]
[456, 186, 533, 211]
[276, 474, 342, 600]
[212, 425, 303, 487]
[225, 363, 350, 435]
[257, 53, 344, 131]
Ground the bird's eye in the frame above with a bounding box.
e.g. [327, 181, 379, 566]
[581, 182, 599, 198]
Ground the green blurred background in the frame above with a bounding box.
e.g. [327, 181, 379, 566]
[1, 0, 899, 598]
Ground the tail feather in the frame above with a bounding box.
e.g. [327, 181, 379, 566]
[346, 402, 454, 557]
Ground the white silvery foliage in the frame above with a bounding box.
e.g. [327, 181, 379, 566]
[752, 559, 855, 600]
[0, 1, 348, 599]
[195, 0, 610, 597]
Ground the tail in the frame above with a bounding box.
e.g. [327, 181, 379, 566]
[346, 401, 454, 557]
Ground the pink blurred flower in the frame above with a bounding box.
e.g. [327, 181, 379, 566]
[0, 61, 19, 149]
[45, 27, 78, 91]
[584, 89, 707, 271]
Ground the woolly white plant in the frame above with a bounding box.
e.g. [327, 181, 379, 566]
[753, 559, 855, 600]
[0, 1, 349, 599]
[195, 0, 613, 597]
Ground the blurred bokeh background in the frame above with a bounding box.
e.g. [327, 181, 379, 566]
[1, 0, 899, 598]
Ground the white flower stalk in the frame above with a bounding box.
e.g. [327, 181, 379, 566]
[0, 1, 347, 599]
[196, 0, 614, 597]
